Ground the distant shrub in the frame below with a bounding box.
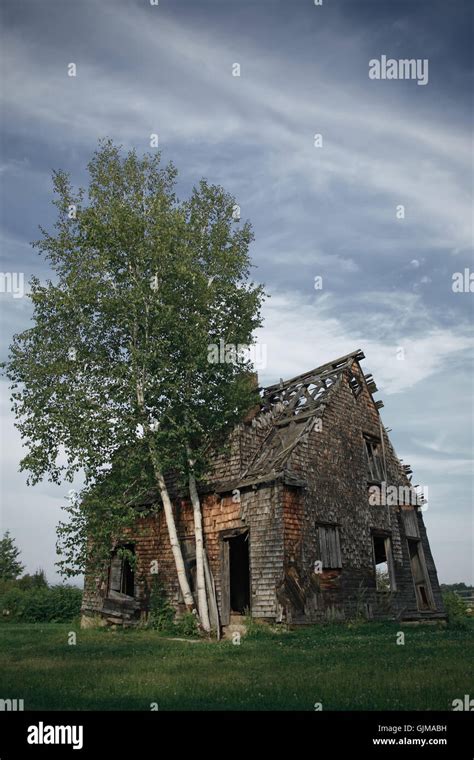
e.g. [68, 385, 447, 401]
[0, 585, 82, 622]
[442, 591, 468, 630]
[1, 587, 25, 619]
[16, 570, 48, 590]
[0, 571, 48, 599]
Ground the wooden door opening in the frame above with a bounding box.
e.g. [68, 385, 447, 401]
[229, 532, 250, 614]
[221, 530, 250, 623]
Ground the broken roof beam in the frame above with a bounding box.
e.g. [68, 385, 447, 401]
[215, 469, 307, 494]
[363, 373, 378, 394]
[263, 349, 365, 393]
[274, 406, 325, 426]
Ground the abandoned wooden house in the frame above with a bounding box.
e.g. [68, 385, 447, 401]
[81, 349, 445, 629]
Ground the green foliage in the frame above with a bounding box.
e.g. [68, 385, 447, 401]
[375, 568, 391, 592]
[147, 576, 175, 632]
[440, 582, 472, 592]
[442, 591, 468, 630]
[3, 139, 265, 577]
[0, 587, 24, 619]
[174, 611, 199, 637]
[16, 569, 48, 590]
[244, 615, 275, 639]
[0, 570, 48, 601]
[0, 531, 24, 581]
[56, 475, 146, 579]
[0, 585, 82, 623]
[146, 576, 199, 637]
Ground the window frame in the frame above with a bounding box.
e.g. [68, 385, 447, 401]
[349, 372, 362, 398]
[371, 532, 397, 592]
[364, 434, 385, 483]
[108, 543, 135, 598]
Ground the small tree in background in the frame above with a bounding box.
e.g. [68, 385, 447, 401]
[17, 569, 48, 590]
[0, 531, 25, 581]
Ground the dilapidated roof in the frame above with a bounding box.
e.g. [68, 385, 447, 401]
[134, 349, 374, 503]
[217, 349, 369, 492]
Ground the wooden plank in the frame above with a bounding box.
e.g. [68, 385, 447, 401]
[109, 556, 123, 593]
[203, 550, 220, 639]
[385, 538, 397, 591]
[334, 529, 342, 568]
[263, 349, 364, 392]
[320, 527, 330, 567]
[326, 529, 335, 567]
[403, 508, 420, 538]
[220, 539, 230, 626]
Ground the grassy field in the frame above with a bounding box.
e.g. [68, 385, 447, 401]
[0, 620, 472, 711]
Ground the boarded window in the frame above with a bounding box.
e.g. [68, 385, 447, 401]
[402, 508, 420, 538]
[364, 436, 384, 482]
[316, 524, 342, 569]
[372, 534, 396, 591]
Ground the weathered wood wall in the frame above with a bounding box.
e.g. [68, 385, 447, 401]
[277, 359, 444, 622]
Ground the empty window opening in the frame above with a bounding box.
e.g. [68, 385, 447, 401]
[372, 535, 396, 591]
[349, 373, 362, 398]
[109, 544, 135, 597]
[228, 532, 250, 614]
[316, 524, 342, 569]
[408, 539, 433, 611]
[365, 436, 384, 482]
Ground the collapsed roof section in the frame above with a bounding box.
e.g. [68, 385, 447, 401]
[133, 349, 383, 501]
[217, 349, 372, 492]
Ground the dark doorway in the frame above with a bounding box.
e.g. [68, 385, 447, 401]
[228, 532, 250, 614]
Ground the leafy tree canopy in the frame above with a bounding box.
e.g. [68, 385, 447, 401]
[5, 140, 265, 576]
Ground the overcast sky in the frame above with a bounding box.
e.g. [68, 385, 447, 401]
[0, 0, 472, 585]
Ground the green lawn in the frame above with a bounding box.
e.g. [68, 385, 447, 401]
[0, 621, 472, 710]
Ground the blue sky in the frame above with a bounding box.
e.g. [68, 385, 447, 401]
[0, 0, 472, 584]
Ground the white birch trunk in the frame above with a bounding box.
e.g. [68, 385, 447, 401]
[187, 445, 211, 632]
[132, 313, 195, 614]
[148, 443, 196, 611]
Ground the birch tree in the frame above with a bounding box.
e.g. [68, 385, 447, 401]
[4, 141, 264, 627]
